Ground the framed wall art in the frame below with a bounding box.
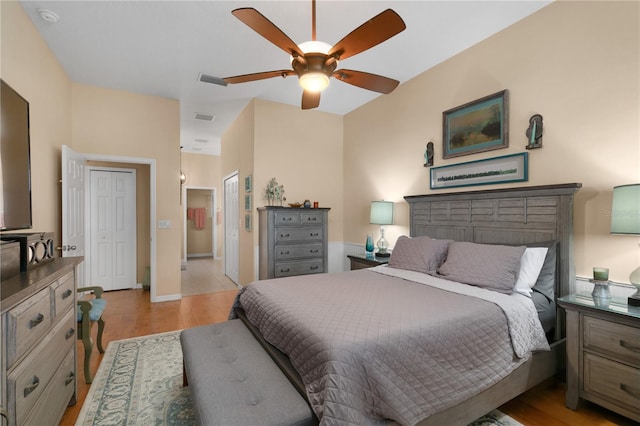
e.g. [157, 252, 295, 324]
[245, 175, 252, 193]
[443, 90, 509, 159]
[244, 213, 252, 231]
[245, 194, 252, 211]
[430, 152, 528, 190]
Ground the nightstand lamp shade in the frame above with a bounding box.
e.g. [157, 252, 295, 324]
[610, 184, 640, 306]
[370, 201, 393, 257]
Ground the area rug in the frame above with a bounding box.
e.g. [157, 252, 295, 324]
[76, 330, 524, 426]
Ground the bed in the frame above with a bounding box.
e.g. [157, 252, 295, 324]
[232, 183, 582, 425]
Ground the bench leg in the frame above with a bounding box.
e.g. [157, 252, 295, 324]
[83, 337, 93, 384]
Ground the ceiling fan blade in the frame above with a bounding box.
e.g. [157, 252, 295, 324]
[328, 9, 406, 61]
[333, 69, 399, 94]
[224, 70, 296, 84]
[302, 91, 320, 110]
[232, 8, 304, 57]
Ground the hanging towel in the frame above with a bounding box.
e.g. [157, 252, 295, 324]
[187, 207, 194, 220]
[194, 208, 206, 230]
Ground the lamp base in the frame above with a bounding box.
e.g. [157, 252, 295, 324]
[629, 290, 640, 307]
[375, 251, 391, 258]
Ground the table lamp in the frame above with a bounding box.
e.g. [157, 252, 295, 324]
[610, 183, 640, 306]
[370, 201, 394, 257]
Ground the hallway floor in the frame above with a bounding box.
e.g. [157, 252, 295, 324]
[181, 256, 239, 296]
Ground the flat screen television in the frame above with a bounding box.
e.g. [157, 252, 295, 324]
[1, 79, 32, 231]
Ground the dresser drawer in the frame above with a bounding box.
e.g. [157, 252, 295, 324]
[274, 243, 323, 260]
[51, 271, 75, 318]
[22, 350, 76, 426]
[300, 212, 324, 225]
[274, 259, 324, 277]
[274, 211, 300, 225]
[583, 315, 640, 366]
[584, 352, 640, 415]
[8, 309, 75, 424]
[275, 227, 323, 243]
[6, 288, 52, 368]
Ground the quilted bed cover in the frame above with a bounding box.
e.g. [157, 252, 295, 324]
[232, 266, 549, 425]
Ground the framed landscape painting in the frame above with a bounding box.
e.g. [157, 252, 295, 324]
[443, 90, 509, 159]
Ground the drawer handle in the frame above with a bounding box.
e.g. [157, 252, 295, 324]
[307, 217, 317, 221]
[280, 268, 290, 273]
[24, 376, 40, 397]
[62, 289, 73, 299]
[310, 266, 319, 270]
[29, 313, 45, 329]
[310, 233, 319, 237]
[280, 251, 290, 255]
[66, 328, 76, 340]
[620, 340, 640, 353]
[280, 233, 290, 238]
[310, 249, 319, 253]
[282, 217, 292, 221]
[65, 372, 75, 386]
[620, 384, 640, 400]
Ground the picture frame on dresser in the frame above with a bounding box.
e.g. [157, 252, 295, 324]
[443, 89, 509, 159]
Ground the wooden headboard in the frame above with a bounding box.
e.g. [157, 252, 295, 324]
[405, 183, 581, 338]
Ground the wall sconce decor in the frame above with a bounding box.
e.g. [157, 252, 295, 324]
[423, 142, 434, 167]
[610, 183, 640, 306]
[370, 201, 394, 257]
[525, 114, 543, 149]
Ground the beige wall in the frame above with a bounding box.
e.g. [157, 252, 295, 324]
[221, 100, 255, 285]
[344, 1, 640, 283]
[1, 1, 71, 245]
[71, 83, 181, 298]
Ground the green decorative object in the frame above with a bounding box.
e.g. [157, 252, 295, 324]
[265, 177, 285, 206]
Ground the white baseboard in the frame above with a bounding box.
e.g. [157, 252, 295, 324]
[154, 293, 182, 302]
[187, 253, 214, 258]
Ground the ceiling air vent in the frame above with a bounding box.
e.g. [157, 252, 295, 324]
[194, 113, 215, 121]
[194, 138, 209, 144]
[198, 73, 228, 87]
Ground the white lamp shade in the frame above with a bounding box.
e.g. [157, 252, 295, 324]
[611, 184, 640, 234]
[370, 201, 393, 225]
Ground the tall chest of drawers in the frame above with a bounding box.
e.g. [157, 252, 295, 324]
[258, 207, 330, 280]
[1, 257, 82, 425]
[558, 293, 640, 423]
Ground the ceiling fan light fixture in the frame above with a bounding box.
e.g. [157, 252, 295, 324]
[299, 72, 330, 93]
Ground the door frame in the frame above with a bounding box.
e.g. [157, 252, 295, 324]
[182, 185, 218, 268]
[86, 166, 138, 290]
[223, 171, 239, 284]
[79, 153, 159, 301]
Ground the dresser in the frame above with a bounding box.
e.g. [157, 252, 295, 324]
[1, 257, 82, 426]
[558, 293, 640, 422]
[258, 207, 330, 279]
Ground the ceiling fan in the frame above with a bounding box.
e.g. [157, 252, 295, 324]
[223, 0, 406, 110]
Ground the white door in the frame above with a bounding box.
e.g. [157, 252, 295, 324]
[224, 173, 239, 284]
[90, 169, 136, 291]
[61, 145, 86, 286]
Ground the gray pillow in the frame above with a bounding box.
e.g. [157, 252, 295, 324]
[388, 235, 451, 274]
[437, 242, 526, 294]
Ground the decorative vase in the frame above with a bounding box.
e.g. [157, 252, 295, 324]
[365, 235, 374, 258]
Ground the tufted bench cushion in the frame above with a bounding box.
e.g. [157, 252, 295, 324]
[181, 319, 317, 426]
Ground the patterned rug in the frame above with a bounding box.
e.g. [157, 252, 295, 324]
[76, 330, 524, 425]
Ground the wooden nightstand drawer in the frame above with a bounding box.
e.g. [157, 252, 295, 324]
[274, 259, 323, 277]
[275, 227, 323, 243]
[274, 212, 300, 225]
[583, 316, 640, 367]
[584, 353, 640, 415]
[51, 271, 75, 318]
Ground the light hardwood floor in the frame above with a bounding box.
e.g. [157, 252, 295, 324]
[61, 289, 635, 426]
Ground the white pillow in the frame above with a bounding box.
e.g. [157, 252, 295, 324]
[513, 247, 548, 297]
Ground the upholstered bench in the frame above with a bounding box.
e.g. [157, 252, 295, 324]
[180, 319, 317, 426]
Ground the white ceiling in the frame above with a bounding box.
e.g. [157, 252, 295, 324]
[19, 0, 550, 156]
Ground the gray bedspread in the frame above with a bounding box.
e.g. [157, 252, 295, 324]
[231, 267, 549, 425]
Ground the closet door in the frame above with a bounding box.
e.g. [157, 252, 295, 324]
[90, 170, 136, 291]
[224, 173, 239, 284]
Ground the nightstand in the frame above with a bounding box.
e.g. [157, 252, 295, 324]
[558, 293, 640, 422]
[347, 254, 389, 270]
